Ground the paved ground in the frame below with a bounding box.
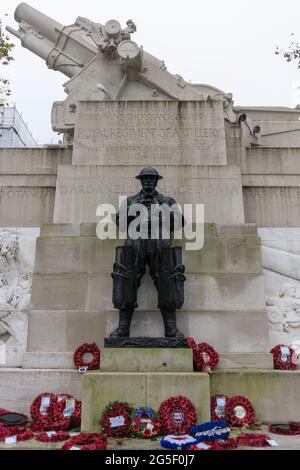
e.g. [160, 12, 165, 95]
[0, 426, 300, 450]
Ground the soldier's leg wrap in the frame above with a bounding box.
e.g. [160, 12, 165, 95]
[156, 247, 185, 338]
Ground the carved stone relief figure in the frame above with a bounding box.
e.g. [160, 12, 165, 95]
[0, 229, 38, 367]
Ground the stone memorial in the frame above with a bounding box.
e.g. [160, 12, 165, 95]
[0, 2, 300, 428]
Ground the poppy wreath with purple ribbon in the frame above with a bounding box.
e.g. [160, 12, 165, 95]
[62, 433, 107, 451]
[270, 345, 297, 371]
[100, 402, 133, 437]
[73, 343, 100, 370]
[130, 407, 160, 438]
[225, 396, 255, 427]
[157, 395, 197, 436]
[198, 343, 219, 370]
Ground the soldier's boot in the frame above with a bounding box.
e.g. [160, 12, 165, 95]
[161, 310, 185, 338]
[109, 309, 134, 338]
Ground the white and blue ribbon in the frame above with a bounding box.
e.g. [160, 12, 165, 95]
[161, 435, 198, 449]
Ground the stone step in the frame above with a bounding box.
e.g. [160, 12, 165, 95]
[21, 349, 273, 371]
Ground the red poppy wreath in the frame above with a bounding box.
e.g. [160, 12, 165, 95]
[237, 433, 270, 447]
[49, 394, 82, 427]
[73, 343, 100, 370]
[0, 430, 34, 443]
[30, 393, 81, 432]
[225, 395, 255, 426]
[0, 425, 27, 440]
[100, 402, 133, 437]
[157, 395, 197, 435]
[30, 393, 56, 421]
[36, 431, 70, 443]
[62, 433, 107, 451]
[270, 345, 297, 371]
[186, 337, 204, 371]
[198, 343, 219, 370]
[268, 424, 300, 436]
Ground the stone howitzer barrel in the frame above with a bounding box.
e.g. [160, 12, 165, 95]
[7, 2, 98, 78]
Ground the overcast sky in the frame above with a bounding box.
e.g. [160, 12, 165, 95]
[2, 0, 300, 143]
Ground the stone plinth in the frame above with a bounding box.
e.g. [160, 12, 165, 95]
[73, 101, 227, 166]
[100, 348, 193, 372]
[81, 370, 210, 433]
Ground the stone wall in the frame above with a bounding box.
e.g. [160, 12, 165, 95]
[0, 146, 71, 227]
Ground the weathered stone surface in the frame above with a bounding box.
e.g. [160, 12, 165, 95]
[40, 224, 81, 237]
[33, 232, 262, 275]
[0, 146, 72, 227]
[101, 348, 192, 372]
[53, 164, 244, 225]
[31, 274, 89, 310]
[0, 187, 55, 227]
[0, 146, 72, 175]
[73, 101, 227, 166]
[242, 148, 300, 176]
[26, 310, 106, 352]
[87, 272, 266, 311]
[216, 353, 273, 370]
[22, 352, 74, 369]
[244, 187, 300, 227]
[216, 224, 258, 237]
[211, 370, 300, 423]
[81, 371, 210, 432]
[106, 310, 269, 353]
[104, 338, 188, 349]
[0, 369, 82, 415]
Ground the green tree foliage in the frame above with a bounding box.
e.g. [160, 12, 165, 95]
[0, 15, 15, 107]
[275, 33, 300, 68]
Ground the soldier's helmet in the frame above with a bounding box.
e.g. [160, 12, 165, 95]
[135, 167, 163, 180]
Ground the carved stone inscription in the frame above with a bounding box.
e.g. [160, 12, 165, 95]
[73, 101, 226, 166]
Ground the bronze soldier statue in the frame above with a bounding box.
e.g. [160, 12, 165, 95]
[110, 168, 186, 338]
